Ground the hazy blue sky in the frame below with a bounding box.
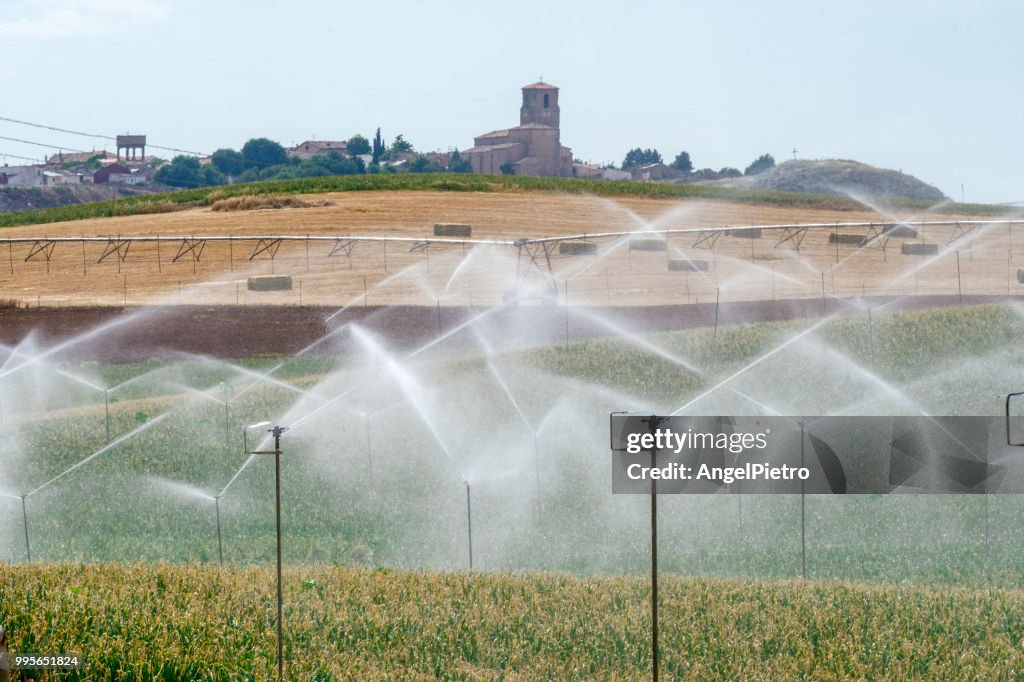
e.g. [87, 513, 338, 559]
[1, 0, 1020, 203]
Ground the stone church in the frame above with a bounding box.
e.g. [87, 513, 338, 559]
[462, 82, 573, 177]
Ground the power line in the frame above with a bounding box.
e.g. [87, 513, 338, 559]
[0, 115, 113, 141]
[0, 151, 45, 163]
[0, 134, 92, 154]
[0, 114, 207, 157]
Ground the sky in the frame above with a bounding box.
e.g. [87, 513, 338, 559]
[0, 0, 1021, 203]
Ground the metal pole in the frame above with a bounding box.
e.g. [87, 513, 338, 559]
[465, 481, 473, 570]
[713, 287, 720, 350]
[533, 433, 541, 508]
[650, 445, 659, 682]
[564, 280, 570, 349]
[799, 420, 806, 579]
[365, 414, 373, 482]
[273, 429, 284, 682]
[215, 496, 223, 566]
[21, 495, 30, 563]
[867, 308, 874, 357]
[956, 250, 963, 304]
[820, 273, 826, 314]
[436, 299, 443, 354]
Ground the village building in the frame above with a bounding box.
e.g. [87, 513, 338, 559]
[47, 150, 117, 165]
[93, 163, 147, 184]
[288, 140, 348, 160]
[462, 81, 573, 177]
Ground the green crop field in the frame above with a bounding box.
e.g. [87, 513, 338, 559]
[3, 303, 1024, 679]
[4, 563, 1024, 681]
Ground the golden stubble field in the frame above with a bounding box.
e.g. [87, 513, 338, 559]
[0, 190, 1018, 308]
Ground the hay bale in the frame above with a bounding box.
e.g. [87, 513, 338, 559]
[829, 232, 866, 245]
[559, 241, 597, 255]
[629, 237, 667, 251]
[884, 224, 918, 238]
[247, 275, 293, 291]
[433, 223, 472, 237]
[725, 228, 762, 239]
[901, 243, 938, 256]
[668, 258, 709, 272]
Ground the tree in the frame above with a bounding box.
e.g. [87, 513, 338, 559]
[372, 128, 386, 164]
[744, 153, 775, 176]
[153, 155, 224, 188]
[347, 134, 371, 157]
[718, 167, 742, 178]
[670, 151, 693, 172]
[389, 134, 414, 155]
[447, 149, 472, 173]
[622, 147, 662, 169]
[409, 154, 442, 173]
[241, 138, 288, 171]
[211, 148, 245, 176]
[499, 162, 515, 175]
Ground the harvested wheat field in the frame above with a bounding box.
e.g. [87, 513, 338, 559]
[0, 190, 1018, 308]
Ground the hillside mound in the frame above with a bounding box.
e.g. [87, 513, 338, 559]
[719, 159, 947, 202]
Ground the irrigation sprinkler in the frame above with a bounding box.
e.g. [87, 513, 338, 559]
[712, 287, 721, 350]
[20, 495, 29, 562]
[631, 414, 666, 682]
[465, 480, 473, 571]
[533, 433, 541, 509]
[214, 495, 224, 566]
[799, 420, 807, 580]
[243, 421, 288, 682]
[365, 413, 373, 482]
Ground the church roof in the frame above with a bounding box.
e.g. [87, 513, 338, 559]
[522, 81, 558, 90]
[476, 129, 511, 139]
[462, 142, 522, 154]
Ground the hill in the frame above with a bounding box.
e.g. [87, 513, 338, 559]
[716, 159, 948, 202]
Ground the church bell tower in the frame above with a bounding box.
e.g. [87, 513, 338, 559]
[520, 81, 560, 129]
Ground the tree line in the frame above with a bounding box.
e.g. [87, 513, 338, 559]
[154, 129, 471, 188]
[619, 148, 776, 178]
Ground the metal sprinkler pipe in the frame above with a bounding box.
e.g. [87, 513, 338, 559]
[215, 495, 223, 566]
[465, 480, 473, 571]
[20, 495, 29, 562]
[243, 421, 287, 682]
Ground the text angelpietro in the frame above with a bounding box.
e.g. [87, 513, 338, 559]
[626, 462, 810, 484]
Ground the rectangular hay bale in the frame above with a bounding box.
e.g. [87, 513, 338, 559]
[901, 243, 938, 256]
[629, 237, 668, 251]
[247, 275, 293, 291]
[433, 223, 472, 237]
[884, 224, 918, 238]
[829, 232, 866, 245]
[724, 228, 762, 239]
[668, 258, 709, 272]
[559, 241, 598, 255]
